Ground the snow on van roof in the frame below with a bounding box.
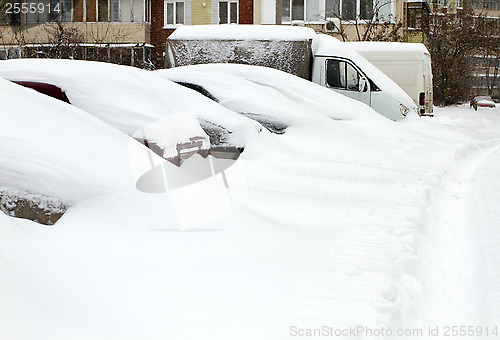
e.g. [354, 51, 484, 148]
[344, 41, 430, 60]
[0, 78, 159, 204]
[313, 34, 418, 114]
[169, 24, 316, 41]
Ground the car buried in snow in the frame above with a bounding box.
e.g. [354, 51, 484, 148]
[0, 59, 262, 163]
[155, 66, 335, 135]
[0, 59, 209, 166]
[470, 96, 496, 109]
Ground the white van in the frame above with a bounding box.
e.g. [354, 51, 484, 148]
[345, 42, 433, 115]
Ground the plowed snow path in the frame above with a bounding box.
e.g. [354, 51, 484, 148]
[400, 143, 500, 333]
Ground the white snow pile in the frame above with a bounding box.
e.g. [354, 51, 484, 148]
[169, 24, 315, 40]
[168, 63, 383, 122]
[0, 78, 156, 204]
[156, 66, 332, 133]
[0, 59, 262, 151]
[3, 71, 500, 340]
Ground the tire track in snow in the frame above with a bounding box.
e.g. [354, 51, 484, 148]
[398, 143, 500, 332]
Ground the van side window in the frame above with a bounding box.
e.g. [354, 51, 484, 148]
[326, 59, 346, 89]
[326, 59, 367, 92]
[346, 63, 360, 91]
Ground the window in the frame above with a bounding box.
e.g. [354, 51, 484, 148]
[305, 0, 319, 21]
[26, 0, 49, 23]
[0, 46, 20, 59]
[377, 0, 391, 21]
[9, 0, 22, 24]
[291, 0, 304, 20]
[118, 0, 149, 23]
[282, 0, 321, 22]
[359, 0, 372, 19]
[133, 0, 143, 22]
[145, 0, 150, 22]
[164, 1, 184, 26]
[326, 59, 365, 92]
[95, 0, 119, 22]
[325, 0, 339, 18]
[282, 0, 290, 21]
[342, 0, 355, 19]
[98, 0, 108, 21]
[283, 0, 384, 23]
[326, 59, 346, 88]
[40, 0, 73, 22]
[219, 1, 237, 24]
[110, 0, 119, 21]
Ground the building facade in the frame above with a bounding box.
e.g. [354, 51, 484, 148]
[0, 0, 254, 68]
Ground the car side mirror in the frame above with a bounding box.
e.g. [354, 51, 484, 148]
[359, 77, 367, 92]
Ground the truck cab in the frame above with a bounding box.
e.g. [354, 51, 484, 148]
[312, 34, 419, 120]
[312, 56, 372, 107]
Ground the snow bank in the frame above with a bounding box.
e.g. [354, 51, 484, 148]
[4, 74, 500, 340]
[168, 63, 383, 122]
[0, 78, 156, 204]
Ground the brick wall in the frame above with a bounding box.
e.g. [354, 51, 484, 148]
[151, 0, 174, 68]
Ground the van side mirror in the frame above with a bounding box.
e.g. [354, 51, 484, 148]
[359, 77, 367, 92]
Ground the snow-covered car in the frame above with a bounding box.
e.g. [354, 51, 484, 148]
[156, 67, 331, 134]
[0, 59, 262, 162]
[0, 78, 164, 223]
[470, 96, 496, 109]
[162, 63, 384, 122]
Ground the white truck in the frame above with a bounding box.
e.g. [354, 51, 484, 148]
[165, 25, 419, 121]
[345, 42, 433, 116]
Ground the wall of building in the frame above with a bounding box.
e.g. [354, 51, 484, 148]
[0, 22, 150, 44]
[0, 0, 254, 68]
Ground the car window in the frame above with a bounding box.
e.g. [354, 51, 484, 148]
[175, 81, 219, 102]
[11, 81, 71, 103]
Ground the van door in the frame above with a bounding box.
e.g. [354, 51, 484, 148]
[324, 58, 371, 106]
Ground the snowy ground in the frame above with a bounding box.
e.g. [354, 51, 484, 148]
[2, 104, 500, 339]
